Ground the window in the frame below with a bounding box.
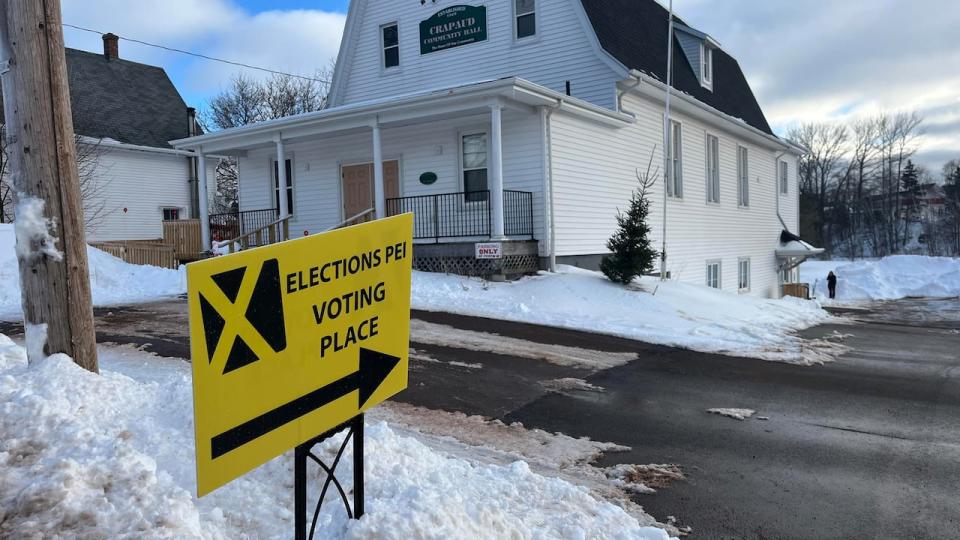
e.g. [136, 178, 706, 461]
[706, 261, 721, 289]
[462, 133, 488, 202]
[382, 23, 399, 69]
[706, 134, 720, 203]
[701, 44, 713, 87]
[668, 120, 683, 198]
[737, 145, 749, 207]
[738, 258, 751, 292]
[516, 0, 536, 39]
[162, 208, 180, 221]
[779, 160, 789, 195]
[273, 158, 294, 215]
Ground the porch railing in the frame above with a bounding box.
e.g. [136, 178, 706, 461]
[219, 216, 291, 254]
[209, 208, 279, 246]
[386, 190, 534, 242]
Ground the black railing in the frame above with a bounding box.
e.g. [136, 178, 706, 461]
[386, 190, 534, 242]
[209, 208, 279, 243]
[504, 190, 535, 238]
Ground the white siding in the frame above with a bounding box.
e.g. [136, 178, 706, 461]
[551, 92, 792, 298]
[779, 153, 801, 234]
[334, 0, 622, 110]
[237, 109, 547, 249]
[84, 147, 198, 242]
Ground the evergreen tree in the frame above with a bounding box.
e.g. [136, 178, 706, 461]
[901, 160, 920, 194]
[600, 168, 659, 285]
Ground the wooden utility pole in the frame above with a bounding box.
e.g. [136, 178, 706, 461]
[0, 0, 97, 372]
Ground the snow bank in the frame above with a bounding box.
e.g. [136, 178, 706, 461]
[801, 256, 960, 301]
[0, 339, 673, 539]
[413, 266, 831, 364]
[0, 224, 185, 319]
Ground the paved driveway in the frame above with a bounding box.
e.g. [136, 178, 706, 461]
[3, 297, 957, 539]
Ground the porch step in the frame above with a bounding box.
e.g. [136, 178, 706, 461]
[412, 240, 539, 279]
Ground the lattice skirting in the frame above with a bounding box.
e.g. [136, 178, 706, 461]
[412, 240, 540, 278]
[413, 253, 540, 277]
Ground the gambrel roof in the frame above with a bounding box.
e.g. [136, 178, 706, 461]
[580, 0, 773, 135]
[64, 48, 195, 148]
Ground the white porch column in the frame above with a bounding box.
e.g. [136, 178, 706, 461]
[197, 149, 211, 252]
[489, 102, 505, 239]
[274, 135, 289, 242]
[372, 121, 386, 219]
[275, 136, 289, 218]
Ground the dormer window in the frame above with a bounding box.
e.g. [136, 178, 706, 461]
[382, 23, 399, 69]
[700, 44, 713, 89]
[516, 0, 536, 39]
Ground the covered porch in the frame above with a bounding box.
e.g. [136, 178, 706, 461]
[170, 78, 629, 276]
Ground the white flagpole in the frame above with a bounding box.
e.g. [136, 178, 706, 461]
[660, 0, 674, 282]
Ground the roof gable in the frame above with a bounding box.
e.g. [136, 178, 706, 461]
[64, 48, 193, 148]
[578, 0, 773, 135]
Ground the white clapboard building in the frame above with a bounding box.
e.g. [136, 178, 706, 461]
[174, 0, 820, 297]
[34, 35, 213, 243]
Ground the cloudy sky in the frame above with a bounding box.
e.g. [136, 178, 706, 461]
[61, 0, 959, 173]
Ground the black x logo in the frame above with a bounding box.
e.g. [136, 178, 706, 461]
[197, 259, 287, 375]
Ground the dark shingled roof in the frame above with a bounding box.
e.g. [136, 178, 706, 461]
[64, 48, 194, 148]
[579, 0, 773, 135]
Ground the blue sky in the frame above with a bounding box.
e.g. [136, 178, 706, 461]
[59, 0, 959, 172]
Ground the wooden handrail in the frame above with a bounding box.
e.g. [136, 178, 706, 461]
[325, 208, 375, 232]
[221, 215, 291, 254]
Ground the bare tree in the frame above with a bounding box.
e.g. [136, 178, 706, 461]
[789, 122, 849, 247]
[870, 111, 923, 255]
[203, 66, 333, 215]
[211, 158, 239, 215]
[0, 125, 107, 230]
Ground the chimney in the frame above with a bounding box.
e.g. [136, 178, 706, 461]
[187, 107, 198, 137]
[102, 33, 119, 61]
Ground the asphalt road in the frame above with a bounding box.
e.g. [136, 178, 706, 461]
[407, 301, 960, 539]
[3, 298, 957, 539]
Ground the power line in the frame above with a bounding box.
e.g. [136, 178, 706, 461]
[62, 23, 330, 84]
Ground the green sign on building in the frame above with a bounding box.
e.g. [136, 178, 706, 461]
[420, 5, 488, 55]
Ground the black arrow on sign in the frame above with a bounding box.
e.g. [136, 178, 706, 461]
[211, 348, 401, 459]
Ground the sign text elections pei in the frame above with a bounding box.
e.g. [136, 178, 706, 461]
[188, 214, 413, 496]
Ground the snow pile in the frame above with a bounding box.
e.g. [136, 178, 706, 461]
[413, 266, 831, 364]
[0, 338, 673, 539]
[0, 224, 185, 318]
[801, 256, 960, 301]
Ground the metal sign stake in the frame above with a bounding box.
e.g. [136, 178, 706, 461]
[295, 414, 365, 540]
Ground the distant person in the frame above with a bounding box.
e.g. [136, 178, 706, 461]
[827, 271, 837, 299]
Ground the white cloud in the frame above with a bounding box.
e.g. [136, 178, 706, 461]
[674, 0, 960, 171]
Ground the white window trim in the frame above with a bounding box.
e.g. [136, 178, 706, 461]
[737, 145, 750, 208]
[380, 22, 400, 72]
[779, 160, 789, 196]
[705, 132, 720, 204]
[459, 129, 490, 203]
[668, 120, 683, 199]
[706, 260, 722, 289]
[271, 156, 295, 216]
[513, 0, 539, 43]
[700, 43, 713, 90]
[738, 257, 751, 292]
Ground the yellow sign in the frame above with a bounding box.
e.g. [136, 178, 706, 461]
[187, 214, 413, 496]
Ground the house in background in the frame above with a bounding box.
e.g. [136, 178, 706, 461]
[175, 0, 820, 297]
[3, 33, 214, 244]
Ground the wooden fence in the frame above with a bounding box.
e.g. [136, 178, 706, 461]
[90, 241, 177, 269]
[163, 219, 202, 261]
[782, 283, 811, 300]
